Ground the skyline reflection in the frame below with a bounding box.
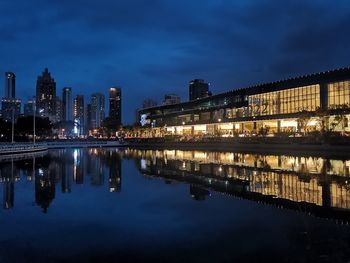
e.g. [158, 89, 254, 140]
[0, 149, 122, 213]
[0, 148, 350, 221]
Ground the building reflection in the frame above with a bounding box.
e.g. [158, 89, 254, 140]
[1, 160, 18, 209]
[1, 147, 350, 221]
[35, 167, 55, 214]
[108, 151, 122, 192]
[0, 148, 122, 212]
[127, 149, 350, 221]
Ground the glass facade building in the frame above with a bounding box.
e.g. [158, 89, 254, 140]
[137, 68, 350, 137]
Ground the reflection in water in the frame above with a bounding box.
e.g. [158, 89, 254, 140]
[1, 147, 350, 221]
[125, 148, 350, 222]
[0, 148, 349, 262]
[0, 149, 122, 213]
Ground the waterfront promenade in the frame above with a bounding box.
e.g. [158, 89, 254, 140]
[0, 140, 126, 155]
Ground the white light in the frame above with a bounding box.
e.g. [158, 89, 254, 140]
[140, 114, 147, 126]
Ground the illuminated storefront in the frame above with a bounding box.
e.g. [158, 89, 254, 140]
[138, 68, 350, 137]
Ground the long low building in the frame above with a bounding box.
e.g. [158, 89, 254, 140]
[137, 68, 350, 137]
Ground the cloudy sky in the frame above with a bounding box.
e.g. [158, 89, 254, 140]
[1, 0, 350, 123]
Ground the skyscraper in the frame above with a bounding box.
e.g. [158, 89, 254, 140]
[62, 87, 72, 121]
[2, 72, 20, 121]
[74, 95, 84, 135]
[91, 93, 105, 128]
[189, 79, 211, 101]
[5, 72, 15, 98]
[109, 87, 121, 126]
[55, 96, 63, 123]
[86, 103, 92, 133]
[36, 68, 56, 120]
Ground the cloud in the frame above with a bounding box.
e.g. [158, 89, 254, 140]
[0, 0, 350, 123]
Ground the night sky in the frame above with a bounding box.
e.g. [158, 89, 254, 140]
[1, 0, 350, 124]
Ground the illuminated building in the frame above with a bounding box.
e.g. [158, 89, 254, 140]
[91, 93, 105, 128]
[86, 103, 92, 132]
[74, 95, 84, 135]
[109, 87, 121, 126]
[36, 68, 56, 121]
[189, 79, 211, 101]
[62, 87, 73, 121]
[4, 72, 15, 98]
[2, 72, 21, 121]
[1, 98, 21, 121]
[55, 96, 63, 122]
[138, 68, 350, 137]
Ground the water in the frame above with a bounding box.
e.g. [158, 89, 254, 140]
[0, 148, 349, 262]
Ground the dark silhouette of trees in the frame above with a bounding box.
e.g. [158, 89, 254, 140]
[16, 116, 52, 137]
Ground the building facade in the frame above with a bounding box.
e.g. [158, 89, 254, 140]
[62, 87, 72, 121]
[2, 72, 21, 121]
[5, 72, 15, 99]
[91, 93, 105, 129]
[74, 95, 84, 135]
[109, 87, 121, 126]
[86, 103, 92, 132]
[1, 98, 21, 121]
[55, 96, 63, 123]
[189, 79, 210, 101]
[36, 68, 56, 121]
[138, 68, 350, 137]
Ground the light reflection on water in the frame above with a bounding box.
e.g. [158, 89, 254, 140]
[0, 148, 349, 262]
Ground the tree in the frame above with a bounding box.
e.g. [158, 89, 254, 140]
[297, 111, 311, 135]
[16, 116, 52, 137]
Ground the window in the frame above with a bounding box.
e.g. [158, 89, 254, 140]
[248, 84, 320, 116]
[328, 81, 350, 109]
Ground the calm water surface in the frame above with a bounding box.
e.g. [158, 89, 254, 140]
[0, 148, 349, 262]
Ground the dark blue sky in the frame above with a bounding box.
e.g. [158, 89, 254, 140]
[1, 0, 350, 124]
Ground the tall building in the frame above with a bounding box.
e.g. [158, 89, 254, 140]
[86, 103, 92, 132]
[163, 94, 181, 105]
[91, 93, 105, 128]
[55, 96, 63, 123]
[189, 79, 211, 101]
[1, 98, 21, 121]
[74, 95, 84, 135]
[24, 98, 35, 116]
[5, 72, 15, 98]
[109, 87, 121, 126]
[62, 87, 72, 121]
[2, 72, 21, 121]
[36, 68, 56, 120]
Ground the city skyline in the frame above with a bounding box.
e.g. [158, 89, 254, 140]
[1, 1, 350, 124]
